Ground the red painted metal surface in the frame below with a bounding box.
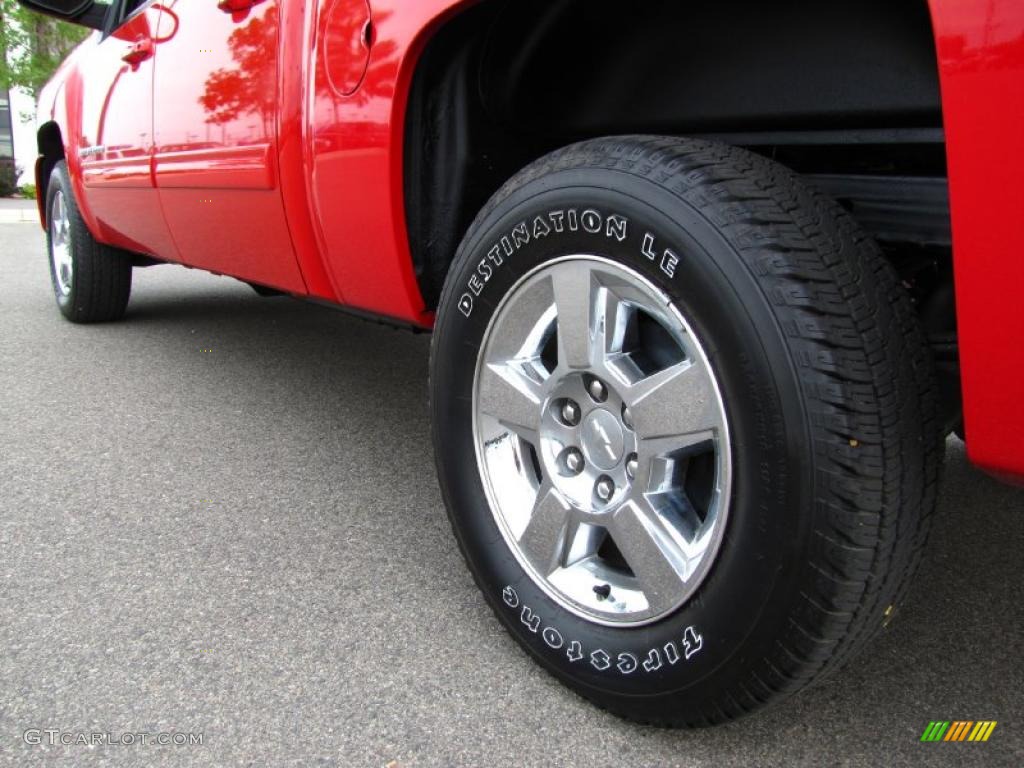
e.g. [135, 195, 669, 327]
[33, 0, 1024, 480]
[155, 145, 276, 189]
[930, 0, 1024, 481]
[151, 0, 306, 292]
[305, 0, 474, 325]
[73, 8, 180, 259]
[276, 0, 339, 301]
[323, 0, 373, 96]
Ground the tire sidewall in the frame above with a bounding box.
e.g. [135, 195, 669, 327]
[45, 161, 75, 314]
[432, 169, 814, 707]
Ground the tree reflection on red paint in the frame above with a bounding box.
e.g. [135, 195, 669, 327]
[198, 1, 402, 149]
[199, 6, 278, 138]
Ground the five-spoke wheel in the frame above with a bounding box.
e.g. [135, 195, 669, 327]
[432, 136, 939, 725]
[49, 190, 74, 298]
[473, 257, 731, 625]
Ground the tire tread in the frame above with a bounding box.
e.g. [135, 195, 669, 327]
[432, 136, 941, 726]
[48, 160, 132, 323]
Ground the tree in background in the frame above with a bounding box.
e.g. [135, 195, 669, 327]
[0, 0, 91, 98]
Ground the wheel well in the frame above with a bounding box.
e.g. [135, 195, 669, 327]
[36, 121, 65, 226]
[404, 0, 949, 310]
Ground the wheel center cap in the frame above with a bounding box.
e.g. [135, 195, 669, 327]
[581, 409, 624, 470]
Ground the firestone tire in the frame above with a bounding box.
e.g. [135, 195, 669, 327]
[429, 136, 941, 726]
[45, 160, 132, 323]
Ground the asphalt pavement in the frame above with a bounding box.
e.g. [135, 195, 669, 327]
[1, 222, 1021, 767]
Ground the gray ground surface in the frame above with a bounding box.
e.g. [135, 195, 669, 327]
[1, 223, 1021, 767]
[0, 200, 38, 225]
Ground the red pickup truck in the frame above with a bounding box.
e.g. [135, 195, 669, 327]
[18, 0, 1024, 725]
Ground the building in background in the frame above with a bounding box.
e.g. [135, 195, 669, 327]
[0, 89, 17, 196]
[0, 90, 12, 153]
[0, 87, 38, 191]
[0, 90, 13, 156]
[12, 88, 37, 187]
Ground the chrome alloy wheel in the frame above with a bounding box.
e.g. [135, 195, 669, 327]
[50, 190, 73, 297]
[473, 256, 732, 626]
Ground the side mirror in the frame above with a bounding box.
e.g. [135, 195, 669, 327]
[16, 0, 107, 30]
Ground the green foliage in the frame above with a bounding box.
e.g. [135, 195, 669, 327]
[19, 182, 36, 199]
[0, 0, 91, 97]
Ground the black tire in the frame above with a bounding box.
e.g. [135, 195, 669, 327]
[45, 160, 132, 323]
[429, 136, 941, 725]
[247, 282, 284, 297]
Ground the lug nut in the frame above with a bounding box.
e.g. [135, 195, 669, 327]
[561, 399, 581, 426]
[621, 405, 633, 430]
[595, 476, 614, 502]
[564, 448, 584, 475]
[587, 377, 608, 403]
[625, 453, 638, 479]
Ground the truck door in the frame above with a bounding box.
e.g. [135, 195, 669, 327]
[78, 0, 178, 259]
[151, 0, 306, 292]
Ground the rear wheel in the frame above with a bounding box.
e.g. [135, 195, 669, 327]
[430, 136, 941, 725]
[46, 160, 132, 323]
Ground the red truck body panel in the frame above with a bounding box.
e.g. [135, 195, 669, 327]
[33, 0, 1024, 481]
[301, 0, 473, 321]
[929, 0, 1024, 483]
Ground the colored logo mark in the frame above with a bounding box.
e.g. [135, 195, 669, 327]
[920, 721, 998, 742]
